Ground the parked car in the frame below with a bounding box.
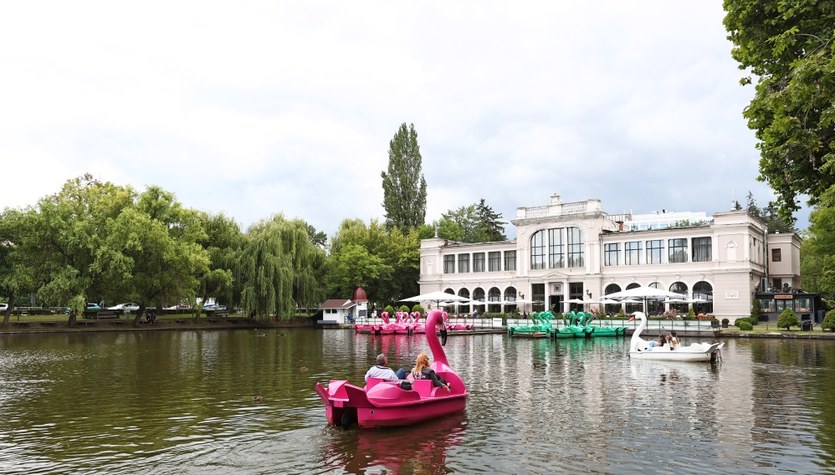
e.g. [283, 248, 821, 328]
[86, 302, 102, 311]
[107, 302, 139, 311]
[0, 303, 8, 313]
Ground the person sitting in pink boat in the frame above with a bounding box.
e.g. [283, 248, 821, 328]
[365, 354, 407, 382]
[410, 352, 450, 392]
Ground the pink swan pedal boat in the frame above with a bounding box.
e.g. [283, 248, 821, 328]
[315, 310, 468, 429]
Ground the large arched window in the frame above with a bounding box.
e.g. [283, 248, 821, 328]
[624, 283, 641, 313]
[693, 281, 713, 314]
[457, 288, 471, 314]
[604, 284, 622, 315]
[531, 230, 546, 270]
[488, 287, 502, 313]
[531, 227, 584, 270]
[567, 226, 584, 267]
[648, 282, 664, 315]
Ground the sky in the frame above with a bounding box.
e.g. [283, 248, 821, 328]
[0, 1, 811, 239]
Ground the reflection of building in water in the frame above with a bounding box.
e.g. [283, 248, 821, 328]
[419, 193, 804, 320]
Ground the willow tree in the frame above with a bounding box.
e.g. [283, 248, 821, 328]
[239, 215, 324, 320]
[381, 123, 427, 232]
[0, 209, 37, 327]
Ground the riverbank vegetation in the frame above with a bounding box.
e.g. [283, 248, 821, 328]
[1, 124, 514, 329]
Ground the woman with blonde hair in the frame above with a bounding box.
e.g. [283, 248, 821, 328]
[411, 352, 450, 392]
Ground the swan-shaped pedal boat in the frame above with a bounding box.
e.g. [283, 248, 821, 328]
[315, 309, 468, 429]
[629, 311, 724, 362]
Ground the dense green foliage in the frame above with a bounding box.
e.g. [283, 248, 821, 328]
[381, 122, 427, 232]
[800, 186, 835, 296]
[326, 219, 419, 307]
[0, 175, 334, 326]
[745, 192, 796, 233]
[738, 320, 754, 331]
[823, 309, 835, 331]
[777, 307, 800, 330]
[750, 297, 762, 322]
[239, 215, 325, 320]
[724, 1, 835, 221]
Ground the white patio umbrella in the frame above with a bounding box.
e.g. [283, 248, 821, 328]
[400, 291, 472, 307]
[605, 286, 686, 313]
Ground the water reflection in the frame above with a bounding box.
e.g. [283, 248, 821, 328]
[321, 412, 467, 474]
[2, 331, 835, 473]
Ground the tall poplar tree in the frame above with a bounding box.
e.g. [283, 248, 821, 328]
[381, 123, 427, 232]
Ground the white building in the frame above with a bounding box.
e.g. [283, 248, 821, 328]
[419, 194, 801, 320]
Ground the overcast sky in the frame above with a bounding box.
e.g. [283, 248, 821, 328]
[0, 1, 810, 239]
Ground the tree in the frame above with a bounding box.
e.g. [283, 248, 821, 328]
[439, 199, 507, 243]
[24, 175, 136, 324]
[381, 123, 427, 232]
[193, 212, 242, 318]
[305, 223, 328, 248]
[474, 198, 507, 242]
[777, 307, 800, 331]
[100, 186, 211, 326]
[799, 185, 835, 296]
[0, 209, 37, 327]
[745, 192, 796, 233]
[724, 2, 835, 221]
[239, 215, 325, 320]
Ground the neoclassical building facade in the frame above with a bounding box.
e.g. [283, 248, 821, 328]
[418, 194, 801, 319]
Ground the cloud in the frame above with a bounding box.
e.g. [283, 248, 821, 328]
[0, 1, 808, 238]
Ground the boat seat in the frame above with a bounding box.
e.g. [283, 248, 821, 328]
[411, 379, 436, 397]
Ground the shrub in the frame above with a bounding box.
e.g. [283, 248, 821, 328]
[735, 317, 750, 327]
[617, 308, 625, 318]
[738, 320, 753, 331]
[384, 305, 395, 315]
[751, 299, 762, 322]
[822, 310, 835, 332]
[721, 318, 729, 326]
[777, 308, 800, 330]
[687, 308, 696, 318]
[411, 304, 425, 314]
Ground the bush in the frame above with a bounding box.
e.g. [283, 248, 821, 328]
[822, 309, 835, 332]
[738, 320, 753, 331]
[617, 308, 625, 318]
[721, 318, 730, 326]
[777, 308, 800, 330]
[384, 305, 395, 315]
[735, 317, 750, 327]
[751, 299, 762, 322]
[411, 304, 425, 314]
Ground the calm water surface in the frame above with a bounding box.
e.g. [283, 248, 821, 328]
[1, 329, 835, 474]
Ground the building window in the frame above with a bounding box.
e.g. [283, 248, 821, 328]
[504, 251, 517, 271]
[548, 228, 564, 268]
[458, 254, 470, 273]
[772, 248, 782, 262]
[668, 238, 688, 263]
[488, 251, 501, 271]
[604, 243, 620, 266]
[473, 252, 485, 272]
[692, 237, 712, 262]
[625, 241, 642, 265]
[444, 255, 455, 274]
[531, 231, 545, 270]
[567, 227, 584, 267]
[646, 240, 663, 264]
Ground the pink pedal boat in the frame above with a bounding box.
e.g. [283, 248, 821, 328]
[314, 309, 468, 429]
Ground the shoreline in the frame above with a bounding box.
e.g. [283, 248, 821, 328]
[0, 316, 314, 334]
[2, 319, 834, 340]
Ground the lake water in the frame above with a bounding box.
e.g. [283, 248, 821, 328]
[1, 329, 834, 474]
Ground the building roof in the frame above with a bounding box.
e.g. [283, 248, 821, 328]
[319, 299, 356, 310]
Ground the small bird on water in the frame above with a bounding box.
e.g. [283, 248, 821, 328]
[252, 395, 263, 402]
